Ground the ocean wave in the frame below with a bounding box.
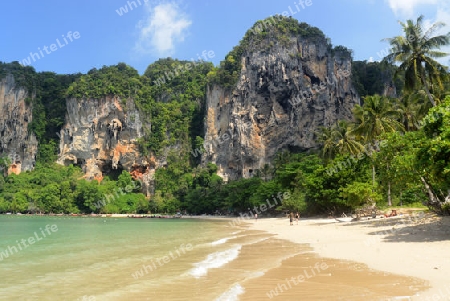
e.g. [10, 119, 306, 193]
[189, 245, 241, 278]
[242, 236, 270, 246]
[211, 236, 237, 246]
[215, 284, 244, 301]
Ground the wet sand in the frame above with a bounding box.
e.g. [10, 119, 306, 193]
[241, 251, 427, 300]
[247, 211, 450, 300]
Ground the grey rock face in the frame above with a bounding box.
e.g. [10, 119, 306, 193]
[57, 96, 155, 196]
[203, 36, 360, 181]
[0, 75, 38, 174]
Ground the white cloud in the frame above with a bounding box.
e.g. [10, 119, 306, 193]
[434, 8, 450, 66]
[384, 0, 450, 66]
[435, 7, 450, 35]
[420, 6, 450, 66]
[134, 2, 191, 56]
[385, 0, 440, 17]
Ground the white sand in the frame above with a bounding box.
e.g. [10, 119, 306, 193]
[249, 212, 450, 300]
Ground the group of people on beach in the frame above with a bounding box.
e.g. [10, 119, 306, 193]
[289, 212, 299, 225]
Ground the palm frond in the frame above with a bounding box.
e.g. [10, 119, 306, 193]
[383, 15, 450, 107]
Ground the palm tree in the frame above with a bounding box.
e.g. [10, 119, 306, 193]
[333, 120, 365, 156]
[352, 95, 405, 144]
[317, 120, 364, 160]
[351, 95, 405, 201]
[317, 126, 338, 160]
[384, 15, 450, 107]
[394, 91, 429, 131]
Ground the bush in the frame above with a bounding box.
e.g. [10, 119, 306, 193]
[399, 187, 426, 205]
[340, 182, 382, 208]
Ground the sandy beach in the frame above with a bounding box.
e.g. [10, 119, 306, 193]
[249, 210, 450, 300]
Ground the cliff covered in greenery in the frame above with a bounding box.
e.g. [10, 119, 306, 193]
[0, 15, 449, 216]
[203, 16, 359, 180]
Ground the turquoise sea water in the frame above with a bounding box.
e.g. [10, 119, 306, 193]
[0, 216, 427, 301]
[0, 215, 295, 301]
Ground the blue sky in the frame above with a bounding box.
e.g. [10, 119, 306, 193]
[1, 0, 449, 75]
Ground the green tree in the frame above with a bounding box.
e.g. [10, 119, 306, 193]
[416, 96, 450, 213]
[352, 95, 404, 142]
[0, 197, 8, 213]
[117, 171, 134, 190]
[11, 192, 29, 213]
[332, 120, 365, 156]
[351, 60, 403, 97]
[317, 120, 364, 160]
[340, 182, 382, 208]
[37, 184, 62, 213]
[59, 180, 78, 213]
[249, 180, 284, 214]
[352, 95, 404, 198]
[317, 126, 337, 160]
[75, 180, 103, 213]
[395, 92, 428, 131]
[375, 131, 425, 207]
[221, 178, 262, 214]
[384, 15, 450, 106]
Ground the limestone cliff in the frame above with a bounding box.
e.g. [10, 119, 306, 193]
[0, 74, 38, 174]
[56, 97, 155, 196]
[202, 19, 360, 181]
[56, 19, 362, 192]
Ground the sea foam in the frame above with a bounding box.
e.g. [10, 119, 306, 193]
[215, 284, 245, 301]
[211, 236, 237, 246]
[189, 245, 241, 278]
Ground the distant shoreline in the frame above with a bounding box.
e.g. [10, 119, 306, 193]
[0, 213, 245, 220]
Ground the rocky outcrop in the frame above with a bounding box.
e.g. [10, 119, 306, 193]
[202, 25, 360, 181]
[57, 97, 155, 196]
[0, 74, 38, 175]
[52, 20, 361, 192]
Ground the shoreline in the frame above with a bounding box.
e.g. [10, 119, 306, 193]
[0, 213, 241, 220]
[249, 213, 450, 300]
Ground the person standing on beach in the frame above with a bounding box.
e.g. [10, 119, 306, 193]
[289, 212, 294, 225]
[255, 213, 258, 221]
[295, 212, 299, 225]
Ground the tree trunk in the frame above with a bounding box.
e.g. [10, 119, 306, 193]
[387, 163, 391, 206]
[372, 165, 376, 190]
[388, 181, 392, 206]
[420, 68, 436, 107]
[420, 176, 442, 213]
